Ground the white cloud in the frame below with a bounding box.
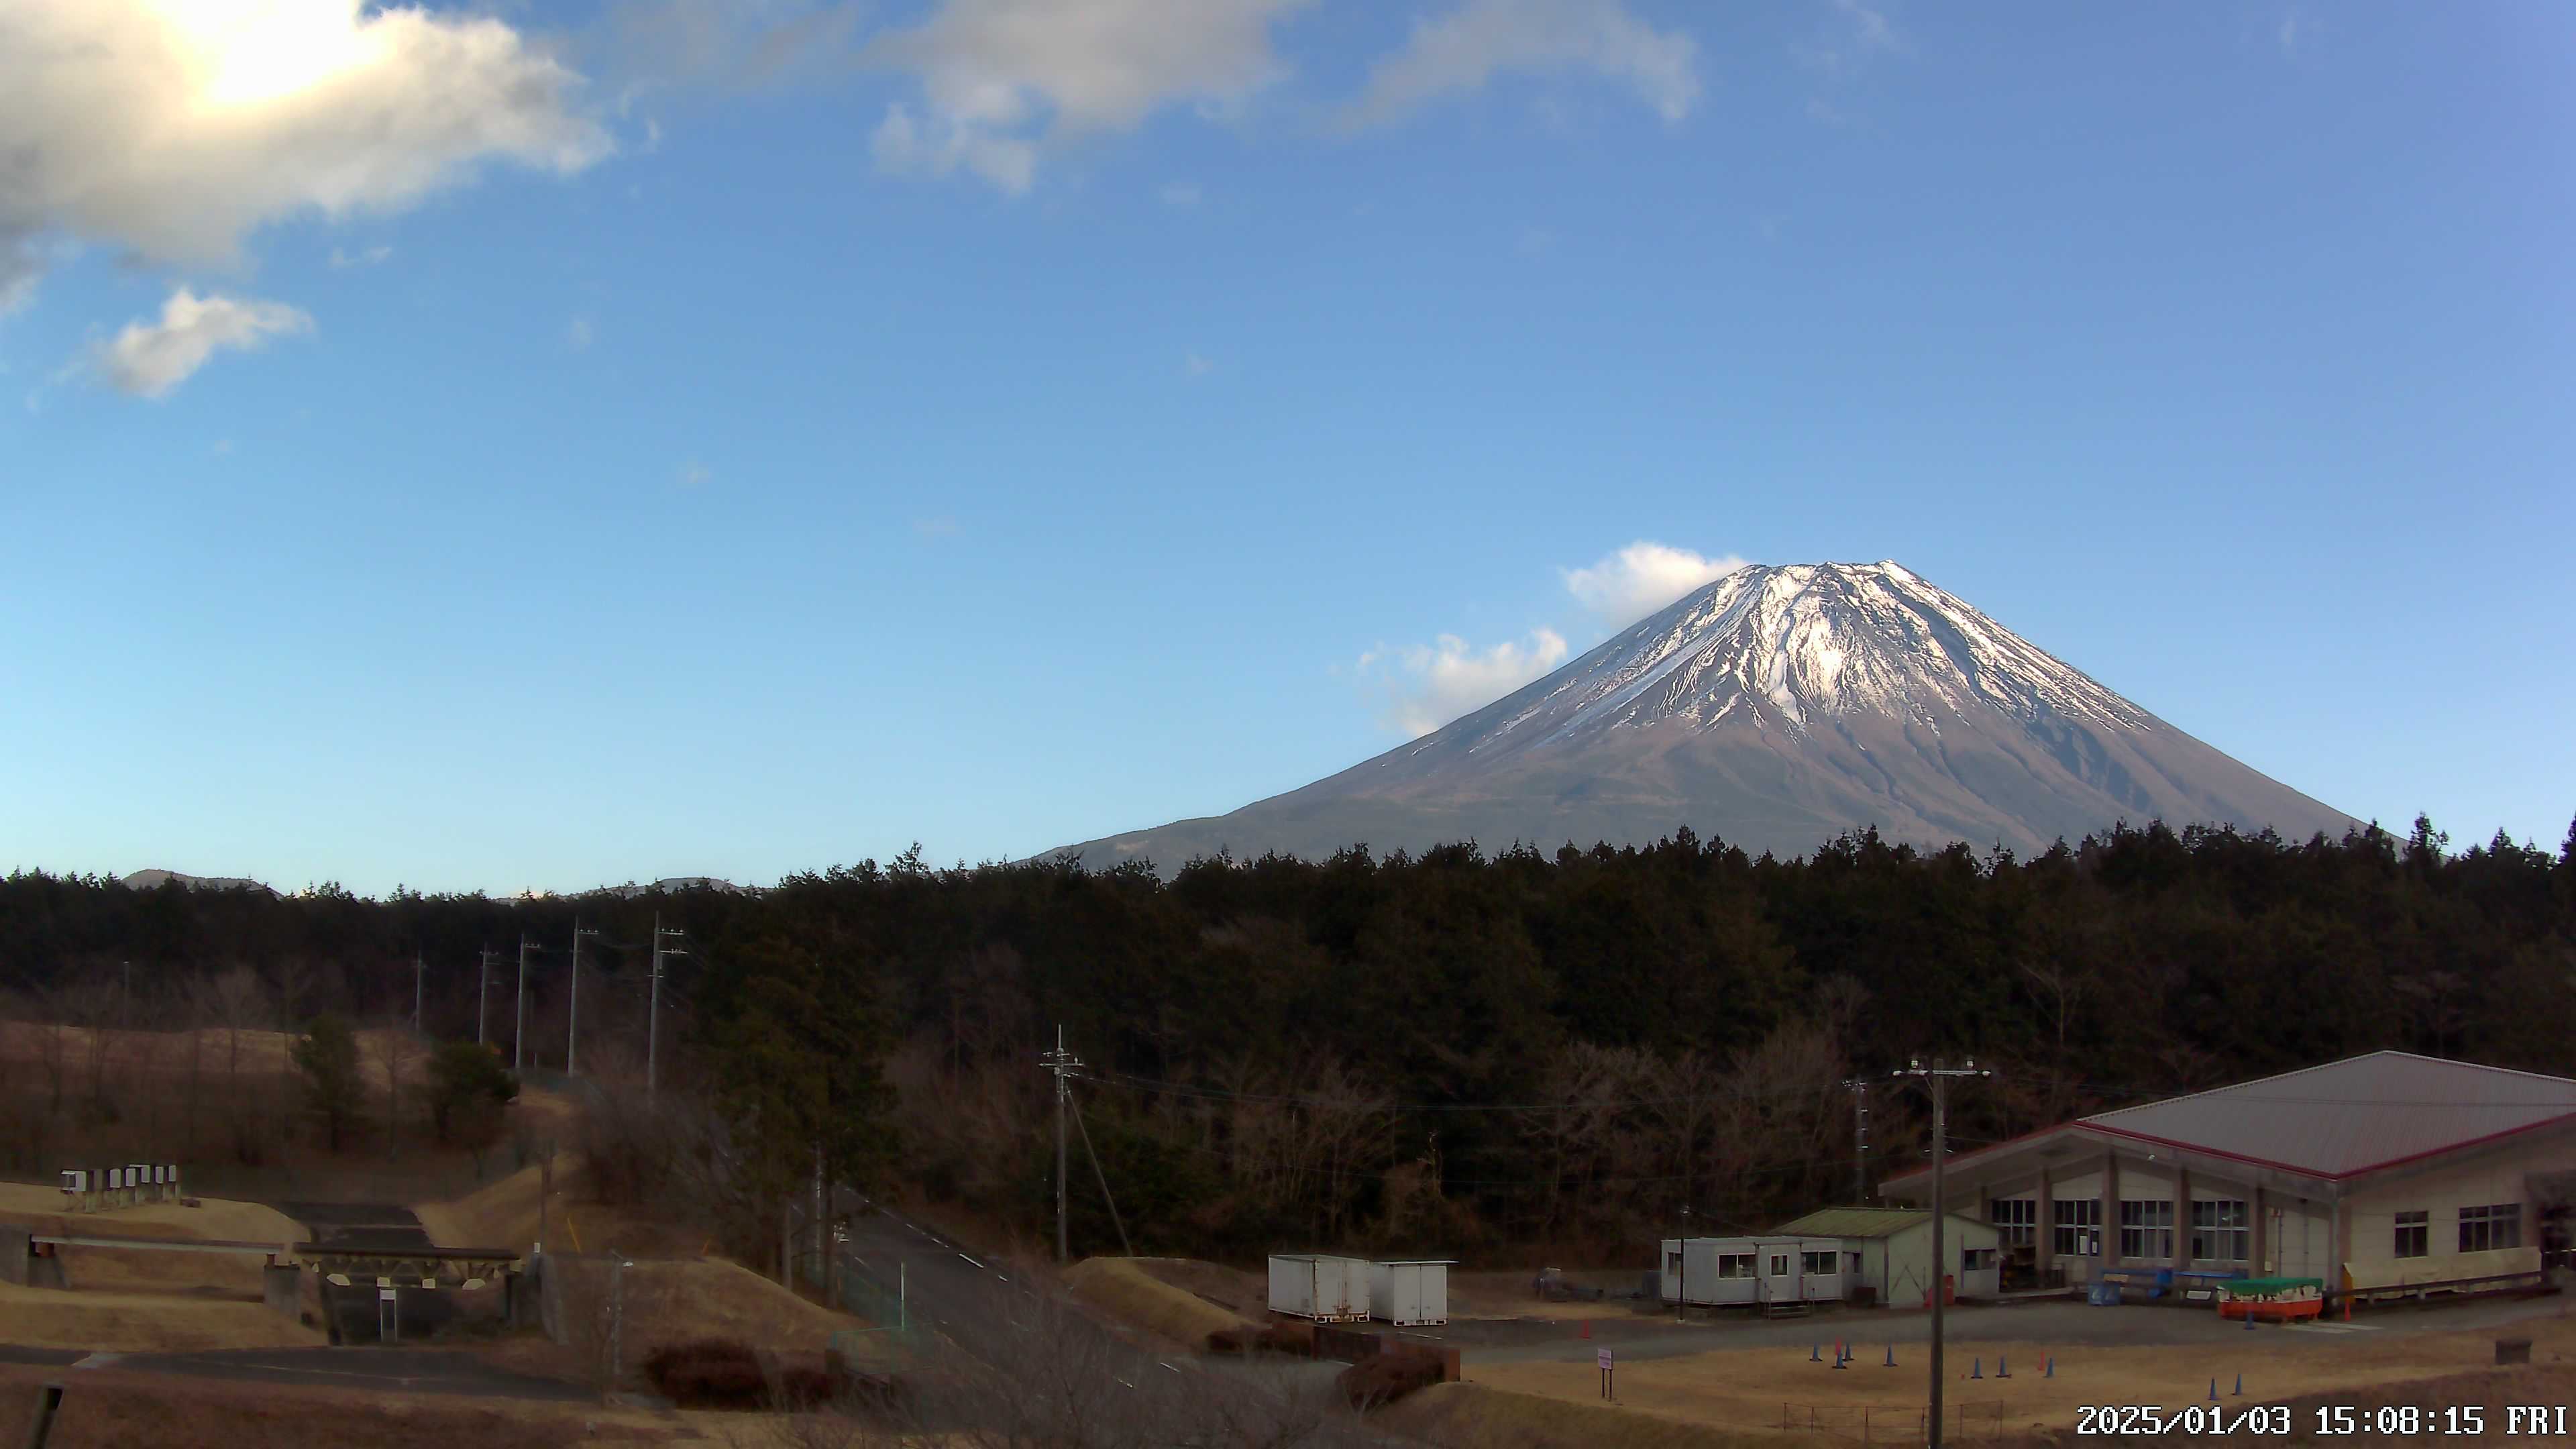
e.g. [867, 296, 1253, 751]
[678, 460, 711, 486]
[1364, 629, 1570, 737]
[869, 103, 1038, 193]
[566, 315, 596, 351]
[862, 0, 1313, 192]
[327, 244, 393, 269]
[99, 288, 314, 398]
[1831, 0, 1897, 52]
[595, 0, 869, 95]
[1560, 541, 1748, 627]
[1183, 351, 1215, 376]
[1159, 181, 1203, 208]
[1340, 0, 1699, 130]
[0, 0, 609, 289]
[1795, 0, 1901, 84]
[2, 235, 46, 315]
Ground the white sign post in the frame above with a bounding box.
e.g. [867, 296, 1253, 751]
[1597, 1347, 1613, 1400]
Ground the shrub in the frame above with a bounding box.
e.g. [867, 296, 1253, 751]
[1336, 1346, 1447, 1409]
[642, 1338, 768, 1409]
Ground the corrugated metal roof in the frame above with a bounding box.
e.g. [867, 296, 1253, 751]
[1772, 1208, 1986, 1238]
[2079, 1051, 2576, 1178]
[1774, 1208, 1925, 1238]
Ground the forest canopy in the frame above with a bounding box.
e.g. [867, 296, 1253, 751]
[4, 815, 2570, 1260]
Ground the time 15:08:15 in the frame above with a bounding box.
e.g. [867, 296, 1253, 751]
[2318, 1405, 2571, 1435]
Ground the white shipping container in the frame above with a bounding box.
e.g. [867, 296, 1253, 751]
[1267, 1254, 1371, 1322]
[1368, 1260, 1452, 1326]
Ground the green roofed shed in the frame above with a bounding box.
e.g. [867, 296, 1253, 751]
[1767, 1208, 2002, 1303]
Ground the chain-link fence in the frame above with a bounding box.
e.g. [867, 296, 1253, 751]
[822, 1251, 928, 1356]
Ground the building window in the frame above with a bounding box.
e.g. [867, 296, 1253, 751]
[1717, 1254, 1755, 1279]
[1770, 1254, 1790, 1277]
[1991, 1198, 2036, 1246]
[1846, 1252, 1864, 1275]
[2459, 1204, 2522, 1252]
[1666, 1250, 1683, 1277]
[2053, 1199, 2102, 1256]
[2394, 1211, 2428, 1258]
[2120, 1200, 2176, 1260]
[1963, 1248, 1997, 1271]
[1803, 1251, 1837, 1275]
[2190, 1200, 2249, 1262]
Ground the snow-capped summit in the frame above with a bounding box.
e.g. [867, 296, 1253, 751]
[1452, 561, 2149, 754]
[1052, 561, 2359, 870]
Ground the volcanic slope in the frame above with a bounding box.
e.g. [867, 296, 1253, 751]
[1053, 561, 2357, 870]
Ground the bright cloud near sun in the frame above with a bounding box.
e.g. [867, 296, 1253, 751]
[1364, 628, 1570, 737]
[1561, 541, 1748, 627]
[0, 0, 610, 272]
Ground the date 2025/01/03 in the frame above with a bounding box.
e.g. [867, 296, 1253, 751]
[2078, 1404, 2571, 1436]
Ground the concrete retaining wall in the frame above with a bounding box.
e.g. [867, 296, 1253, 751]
[263, 1265, 301, 1317]
[0, 1226, 28, 1287]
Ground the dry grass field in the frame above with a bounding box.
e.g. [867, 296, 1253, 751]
[0, 1181, 301, 1299]
[414, 1157, 700, 1258]
[1067, 1257, 1255, 1349]
[0, 1018, 587, 1207]
[1464, 1306, 2576, 1440]
[1375, 1381, 1782, 1449]
[0, 1364, 678, 1449]
[0, 1281, 321, 1352]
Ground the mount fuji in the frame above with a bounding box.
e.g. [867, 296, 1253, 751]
[1052, 561, 2359, 871]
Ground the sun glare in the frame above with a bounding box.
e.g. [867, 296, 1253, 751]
[151, 0, 380, 109]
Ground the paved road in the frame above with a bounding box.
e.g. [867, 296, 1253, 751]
[1450, 1293, 2573, 1366]
[0, 1344, 594, 1401]
[275, 1201, 438, 1254]
[829, 1195, 1371, 1432]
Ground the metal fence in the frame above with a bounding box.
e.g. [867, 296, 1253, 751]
[823, 1251, 928, 1354]
[1778, 1402, 2007, 1442]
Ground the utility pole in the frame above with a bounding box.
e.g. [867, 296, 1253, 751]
[1676, 1204, 1690, 1322]
[1040, 1026, 1083, 1263]
[1841, 1077, 1872, 1205]
[414, 951, 425, 1036]
[648, 917, 687, 1102]
[566, 920, 600, 1077]
[515, 934, 535, 1073]
[478, 947, 498, 1046]
[1894, 1057, 1991, 1449]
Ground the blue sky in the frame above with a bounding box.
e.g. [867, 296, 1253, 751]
[2, 1, 2569, 896]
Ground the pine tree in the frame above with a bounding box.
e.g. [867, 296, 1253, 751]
[291, 1014, 364, 1154]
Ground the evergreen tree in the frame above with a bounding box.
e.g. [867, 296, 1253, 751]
[291, 1014, 364, 1153]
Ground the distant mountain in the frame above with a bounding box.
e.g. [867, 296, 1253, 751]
[1050, 561, 2359, 871]
[582, 877, 751, 899]
[121, 869, 274, 894]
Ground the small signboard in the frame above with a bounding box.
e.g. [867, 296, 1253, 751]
[1597, 1348, 1613, 1370]
[1597, 1346, 1614, 1400]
